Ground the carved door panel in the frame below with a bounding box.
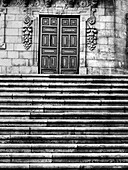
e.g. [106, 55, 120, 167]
[40, 17, 59, 74]
[39, 16, 79, 74]
[60, 17, 79, 74]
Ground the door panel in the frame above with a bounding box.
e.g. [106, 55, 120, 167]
[60, 17, 79, 74]
[39, 16, 79, 74]
[40, 17, 59, 74]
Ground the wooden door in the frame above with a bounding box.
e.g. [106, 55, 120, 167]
[60, 17, 79, 74]
[39, 15, 79, 74]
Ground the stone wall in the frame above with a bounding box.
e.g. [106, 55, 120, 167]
[0, 6, 38, 74]
[0, 0, 127, 74]
[115, 0, 128, 73]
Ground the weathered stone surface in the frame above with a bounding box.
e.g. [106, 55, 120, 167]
[0, 0, 127, 74]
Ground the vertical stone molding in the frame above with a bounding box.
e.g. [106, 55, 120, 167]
[126, 13, 128, 54]
[22, 15, 33, 50]
[0, 8, 6, 49]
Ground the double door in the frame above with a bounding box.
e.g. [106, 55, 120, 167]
[39, 15, 80, 74]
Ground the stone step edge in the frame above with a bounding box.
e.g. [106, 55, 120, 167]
[0, 153, 128, 157]
[1, 78, 128, 82]
[0, 163, 128, 169]
[0, 87, 128, 93]
[0, 112, 128, 116]
[0, 127, 127, 131]
[0, 99, 128, 104]
[0, 143, 128, 149]
[1, 83, 128, 86]
[1, 93, 128, 97]
[1, 134, 128, 139]
[1, 74, 128, 77]
[0, 119, 127, 123]
[0, 105, 127, 110]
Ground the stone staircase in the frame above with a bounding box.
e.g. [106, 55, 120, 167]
[0, 74, 128, 169]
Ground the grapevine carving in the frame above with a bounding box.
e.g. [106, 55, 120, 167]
[1, 0, 99, 7]
[86, 1, 98, 51]
[22, 15, 33, 50]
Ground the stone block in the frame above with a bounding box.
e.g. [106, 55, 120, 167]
[108, 38, 114, 45]
[19, 52, 33, 59]
[105, 22, 115, 30]
[6, 14, 16, 21]
[100, 68, 112, 75]
[31, 66, 38, 74]
[0, 59, 11, 66]
[88, 59, 116, 68]
[6, 21, 23, 29]
[20, 66, 31, 74]
[15, 14, 24, 21]
[97, 8, 105, 15]
[13, 44, 25, 51]
[7, 7, 20, 14]
[99, 16, 114, 22]
[1, 66, 7, 73]
[7, 51, 19, 58]
[6, 28, 19, 36]
[99, 22, 106, 29]
[98, 37, 108, 45]
[0, 51, 7, 59]
[87, 52, 96, 60]
[99, 52, 115, 60]
[12, 59, 27, 66]
[7, 66, 20, 74]
[6, 36, 21, 43]
[99, 44, 115, 53]
[6, 44, 14, 51]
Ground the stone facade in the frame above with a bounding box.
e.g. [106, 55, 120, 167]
[0, 0, 127, 74]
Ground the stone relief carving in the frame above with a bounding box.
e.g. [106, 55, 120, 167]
[22, 15, 33, 50]
[1, 0, 99, 8]
[0, 8, 6, 49]
[44, 0, 52, 7]
[86, 0, 98, 51]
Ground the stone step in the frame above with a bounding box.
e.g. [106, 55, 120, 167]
[0, 163, 128, 169]
[0, 134, 128, 144]
[0, 127, 128, 135]
[0, 153, 128, 163]
[0, 119, 127, 127]
[0, 144, 128, 153]
[31, 112, 128, 119]
[0, 99, 127, 106]
[1, 74, 128, 78]
[0, 83, 128, 88]
[0, 105, 127, 112]
[1, 162, 128, 169]
[0, 88, 128, 93]
[0, 112, 128, 119]
[1, 78, 128, 83]
[1, 93, 128, 100]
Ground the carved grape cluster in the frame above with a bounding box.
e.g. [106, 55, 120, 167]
[87, 27, 98, 51]
[86, 7, 98, 51]
[22, 15, 33, 50]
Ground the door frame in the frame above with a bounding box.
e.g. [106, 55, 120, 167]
[38, 14, 80, 74]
